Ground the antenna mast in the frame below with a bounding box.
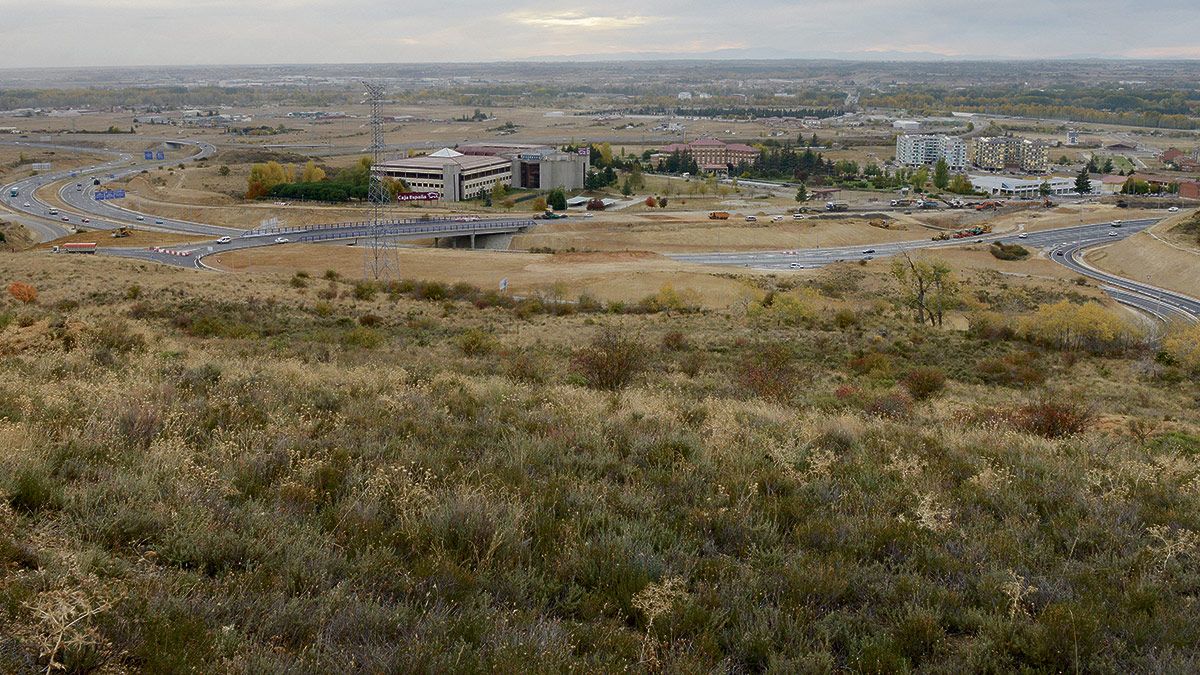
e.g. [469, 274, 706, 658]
[363, 81, 398, 280]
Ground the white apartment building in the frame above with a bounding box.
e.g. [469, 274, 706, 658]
[895, 134, 966, 171]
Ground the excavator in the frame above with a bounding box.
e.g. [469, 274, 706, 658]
[111, 226, 131, 238]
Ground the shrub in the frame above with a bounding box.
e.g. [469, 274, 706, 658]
[902, 366, 946, 400]
[976, 351, 1045, 388]
[7, 282, 36, 305]
[738, 343, 800, 402]
[989, 242, 1030, 260]
[661, 330, 691, 352]
[289, 275, 308, 289]
[341, 326, 383, 349]
[125, 284, 142, 300]
[1014, 395, 1094, 438]
[572, 328, 647, 390]
[1163, 323, 1200, 374]
[353, 281, 378, 301]
[456, 328, 497, 357]
[323, 269, 340, 281]
[864, 391, 914, 420]
[91, 318, 146, 354]
[848, 352, 893, 378]
[834, 308, 859, 330]
[968, 311, 1016, 341]
[358, 313, 383, 327]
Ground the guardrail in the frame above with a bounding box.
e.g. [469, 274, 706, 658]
[296, 220, 535, 243]
[243, 215, 512, 238]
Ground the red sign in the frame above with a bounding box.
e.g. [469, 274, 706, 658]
[397, 191, 439, 202]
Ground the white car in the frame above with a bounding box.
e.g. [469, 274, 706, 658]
[1017, 233, 1028, 239]
[216, 236, 232, 244]
[745, 215, 757, 222]
[22, 202, 30, 207]
[772, 215, 784, 222]
[136, 215, 145, 221]
[1168, 207, 1180, 212]
[1108, 231, 1118, 237]
[789, 262, 804, 269]
[274, 237, 289, 244]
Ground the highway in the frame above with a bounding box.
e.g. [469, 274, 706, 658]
[669, 217, 1199, 323]
[0, 138, 239, 241]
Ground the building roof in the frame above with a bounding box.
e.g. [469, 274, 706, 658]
[690, 137, 726, 147]
[428, 148, 463, 158]
[376, 152, 509, 171]
[726, 143, 758, 153]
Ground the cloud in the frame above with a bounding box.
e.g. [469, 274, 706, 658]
[507, 11, 652, 30]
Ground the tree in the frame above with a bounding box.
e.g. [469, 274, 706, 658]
[657, 197, 668, 208]
[490, 181, 507, 203]
[1102, 158, 1114, 174]
[625, 164, 645, 191]
[891, 252, 957, 327]
[299, 160, 325, 183]
[531, 196, 548, 212]
[795, 183, 808, 202]
[1074, 166, 1092, 194]
[910, 167, 929, 192]
[933, 158, 950, 190]
[947, 174, 974, 195]
[1039, 181, 1052, 196]
[620, 176, 634, 196]
[547, 188, 567, 211]
[644, 196, 657, 207]
[217, 165, 231, 177]
[245, 161, 292, 199]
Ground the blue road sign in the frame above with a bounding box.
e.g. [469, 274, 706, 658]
[144, 151, 153, 160]
[94, 189, 126, 201]
[155, 151, 165, 161]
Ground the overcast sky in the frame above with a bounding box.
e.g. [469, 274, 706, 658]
[2, 0, 1198, 68]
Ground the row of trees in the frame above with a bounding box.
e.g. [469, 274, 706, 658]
[246, 157, 408, 202]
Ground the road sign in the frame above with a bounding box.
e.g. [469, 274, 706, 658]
[94, 189, 126, 200]
[397, 191, 440, 202]
[30, 162, 51, 170]
[155, 151, 165, 161]
[144, 151, 154, 160]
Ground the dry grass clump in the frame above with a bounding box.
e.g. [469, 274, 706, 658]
[0, 255, 1197, 672]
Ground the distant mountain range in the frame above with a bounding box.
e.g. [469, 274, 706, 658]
[515, 48, 1142, 62]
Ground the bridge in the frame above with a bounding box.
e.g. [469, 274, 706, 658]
[244, 216, 537, 250]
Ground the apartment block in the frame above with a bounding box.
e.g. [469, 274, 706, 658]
[895, 134, 966, 171]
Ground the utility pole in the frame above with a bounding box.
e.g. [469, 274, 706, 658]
[363, 81, 399, 281]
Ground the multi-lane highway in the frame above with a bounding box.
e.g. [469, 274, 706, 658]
[0, 138, 238, 241]
[669, 217, 1199, 323]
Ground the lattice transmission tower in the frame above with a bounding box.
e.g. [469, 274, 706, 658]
[363, 81, 399, 281]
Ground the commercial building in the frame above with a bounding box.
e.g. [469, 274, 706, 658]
[971, 137, 1049, 173]
[968, 174, 1077, 198]
[893, 120, 922, 131]
[656, 137, 760, 173]
[373, 148, 512, 202]
[895, 134, 967, 171]
[457, 142, 587, 191]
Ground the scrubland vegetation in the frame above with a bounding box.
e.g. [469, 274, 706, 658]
[0, 256, 1198, 672]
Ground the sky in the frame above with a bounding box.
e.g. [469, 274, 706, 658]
[1, 0, 1199, 68]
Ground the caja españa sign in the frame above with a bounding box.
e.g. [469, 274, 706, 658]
[397, 191, 440, 202]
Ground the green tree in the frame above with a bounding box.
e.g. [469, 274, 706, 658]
[490, 181, 507, 203]
[1039, 181, 1052, 196]
[891, 252, 958, 327]
[795, 183, 808, 202]
[1075, 166, 1092, 194]
[933, 158, 950, 190]
[948, 174, 974, 195]
[547, 188, 567, 211]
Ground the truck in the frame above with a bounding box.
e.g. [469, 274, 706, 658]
[825, 201, 849, 212]
[890, 198, 914, 207]
[708, 211, 730, 220]
[58, 242, 97, 254]
[916, 200, 940, 209]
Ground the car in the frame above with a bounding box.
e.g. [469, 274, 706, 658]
[772, 215, 784, 222]
[216, 236, 232, 244]
[745, 215, 757, 222]
[274, 237, 290, 244]
[863, 255, 874, 261]
[789, 262, 803, 269]
[22, 202, 30, 207]
[1017, 233, 1028, 239]
[862, 248, 876, 254]
[136, 215, 144, 221]
[1108, 231, 1118, 237]
[81, 218, 89, 224]
[61, 216, 69, 222]
[155, 219, 164, 225]
[1055, 251, 1064, 256]
[1168, 207, 1180, 213]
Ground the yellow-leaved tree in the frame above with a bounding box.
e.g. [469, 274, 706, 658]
[1164, 323, 1200, 372]
[245, 161, 292, 199]
[299, 160, 326, 183]
[1022, 300, 1141, 353]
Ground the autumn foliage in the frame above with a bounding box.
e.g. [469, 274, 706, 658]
[7, 282, 36, 304]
